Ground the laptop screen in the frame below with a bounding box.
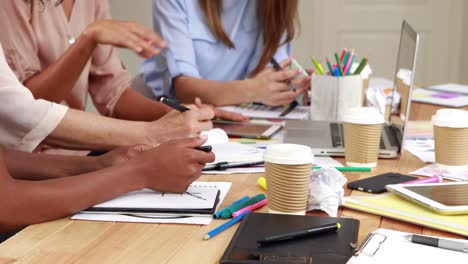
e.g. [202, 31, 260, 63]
[390, 21, 419, 148]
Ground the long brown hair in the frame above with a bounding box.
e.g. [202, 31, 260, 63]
[199, 0, 298, 76]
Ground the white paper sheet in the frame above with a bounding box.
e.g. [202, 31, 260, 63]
[72, 182, 232, 225]
[219, 104, 309, 120]
[410, 164, 468, 182]
[404, 138, 435, 163]
[313, 157, 343, 168]
[209, 142, 264, 164]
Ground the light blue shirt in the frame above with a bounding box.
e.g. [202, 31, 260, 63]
[141, 0, 291, 98]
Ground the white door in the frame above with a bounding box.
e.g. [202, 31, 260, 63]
[293, 0, 464, 84]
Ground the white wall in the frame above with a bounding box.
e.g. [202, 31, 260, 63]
[109, 0, 467, 84]
[109, 0, 152, 77]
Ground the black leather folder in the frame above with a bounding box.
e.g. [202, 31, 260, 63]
[221, 213, 360, 264]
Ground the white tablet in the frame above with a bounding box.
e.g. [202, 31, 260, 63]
[386, 182, 468, 215]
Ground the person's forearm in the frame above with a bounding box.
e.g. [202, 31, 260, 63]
[113, 88, 171, 121]
[23, 32, 97, 103]
[44, 109, 157, 150]
[174, 76, 255, 106]
[4, 149, 101, 180]
[0, 163, 144, 232]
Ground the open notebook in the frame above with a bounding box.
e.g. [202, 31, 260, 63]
[202, 129, 265, 174]
[348, 228, 468, 264]
[83, 185, 220, 216]
[73, 182, 231, 225]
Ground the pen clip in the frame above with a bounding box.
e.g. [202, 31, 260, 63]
[353, 232, 387, 257]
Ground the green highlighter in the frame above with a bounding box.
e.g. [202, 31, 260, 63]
[310, 56, 325, 75]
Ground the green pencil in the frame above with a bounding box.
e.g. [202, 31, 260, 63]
[325, 57, 334, 76]
[334, 53, 344, 76]
[353, 57, 368, 75]
[312, 166, 372, 172]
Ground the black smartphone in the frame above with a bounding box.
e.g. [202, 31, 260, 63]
[347, 173, 418, 194]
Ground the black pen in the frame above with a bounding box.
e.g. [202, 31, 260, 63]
[195, 146, 212, 153]
[203, 161, 264, 171]
[160, 97, 190, 112]
[258, 223, 341, 245]
[270, 58, 295, 92]
[271, 58, 298, 117]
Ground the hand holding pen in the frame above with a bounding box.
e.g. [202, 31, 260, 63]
[246, 58, 309, 106]
[152, 97, 214, 140]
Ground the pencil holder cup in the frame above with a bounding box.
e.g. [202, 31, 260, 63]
[310, 74, 364, 121]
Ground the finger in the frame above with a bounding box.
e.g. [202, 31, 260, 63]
[306, 68, 315, 76]
[125, 144, 151, 158]
[272, 91, 297, 105]
[126, 22, 168, 49]
[173, 136, 209, 149]
[269, 69, 300, 82]
[187, 149, 216, 164]
[291, 76, 311, 89]
[214, 108, 249, 122]
[120, 31, 145, 53]
[194, 97, 203, 108]
[269, 83, 292, 93]
[184, 104, 200, 111]
[194, 108, 215, 121]
[279, 57, 292, 68]
[196, 120, 213, 132]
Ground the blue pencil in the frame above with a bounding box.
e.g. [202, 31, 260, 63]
[204, 211, 250, 240]
[213, 196, 249, 219]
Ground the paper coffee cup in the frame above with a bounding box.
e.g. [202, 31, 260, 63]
[432, 109, 468, 169]
[343, 107, 384, 168]
[263, 144, 314, 215]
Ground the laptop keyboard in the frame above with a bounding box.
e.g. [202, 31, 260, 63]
[330, 123, 345, 148]
[385, 125, 400, 147]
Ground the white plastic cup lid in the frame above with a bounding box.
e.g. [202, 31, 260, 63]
[432, 109, 468, 128]
[263, 144, 314, 165]
[343, 107, 385, 125]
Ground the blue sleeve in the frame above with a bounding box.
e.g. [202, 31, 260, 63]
[141, 0, 201, 97]
[154, 0, 201, 79]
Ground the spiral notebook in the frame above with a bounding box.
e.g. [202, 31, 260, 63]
[83, 185, 220, 216]
[72, 182, 231, 225]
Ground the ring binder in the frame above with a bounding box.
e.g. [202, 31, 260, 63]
[353, 232, 387, 257]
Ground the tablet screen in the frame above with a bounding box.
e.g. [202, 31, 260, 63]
[404, 184, 468, 206]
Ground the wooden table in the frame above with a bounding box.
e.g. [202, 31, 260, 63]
[0, 103, 466, 263]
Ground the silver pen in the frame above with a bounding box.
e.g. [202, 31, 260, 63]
[403, 234, 468, 253]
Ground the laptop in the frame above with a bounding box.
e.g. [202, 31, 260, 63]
[284, 21, 419, 158]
